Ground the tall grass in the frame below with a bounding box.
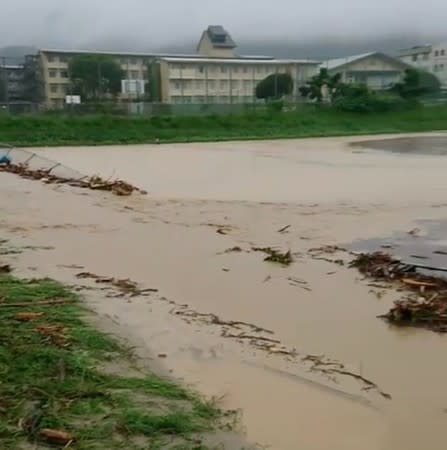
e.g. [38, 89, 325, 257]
[0, 104, 446, 147]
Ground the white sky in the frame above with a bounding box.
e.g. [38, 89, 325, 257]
[0, 0, 446, 48]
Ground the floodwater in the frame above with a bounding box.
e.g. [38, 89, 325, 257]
[2, 132, 447, 449]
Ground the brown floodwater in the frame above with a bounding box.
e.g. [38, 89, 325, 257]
[2, 133, 447, 449]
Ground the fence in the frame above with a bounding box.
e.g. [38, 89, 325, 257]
[0, 143, 87, 181]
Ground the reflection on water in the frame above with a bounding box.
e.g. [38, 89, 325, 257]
[353, 136, 447, 155]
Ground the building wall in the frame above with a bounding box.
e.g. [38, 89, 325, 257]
[39, 51, 150, 108]
[330, 55, 405, 89]
[160, 59, 318, 104]
[197, 33, 236, 58]
[431, 42, 447, 87]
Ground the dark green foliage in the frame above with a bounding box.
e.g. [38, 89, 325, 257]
[299, 68, 343, 102]
[333, 84, 405, 113]
[69, 55, 125, 100]
[391, 68, 441, 99]
[0, 76, 5, 102]
[255, 73, 294, 100]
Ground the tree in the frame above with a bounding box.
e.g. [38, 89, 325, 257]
[255, 73, 293, 100]
[391, 68, 441, 99]
[69, 55, 124, 100]
[299, 68, 343, 103]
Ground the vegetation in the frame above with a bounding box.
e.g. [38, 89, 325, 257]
[0, 104, 447, 146]
[299, 68, 343, 103]
[391, 68, 441, 99]
[255, 73, 294, 100]
[0, 75, 6, 102]
[0, 268, 226, 449]
[69, 55, 124, 100]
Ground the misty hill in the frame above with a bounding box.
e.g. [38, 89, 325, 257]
[0, 46, 37, 63]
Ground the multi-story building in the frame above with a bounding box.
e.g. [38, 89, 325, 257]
[398, 42, 447, 87]
[35, 25, 320, 108]
[323, 52, 409, 90]
[0, 63, 26, 101]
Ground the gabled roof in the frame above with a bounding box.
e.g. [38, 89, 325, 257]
[323, 52, 410, 71]
[205, 25, 236, 49]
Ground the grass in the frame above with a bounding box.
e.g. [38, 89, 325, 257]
[0, 273, 224, 449]
[0, 103, 447, 147]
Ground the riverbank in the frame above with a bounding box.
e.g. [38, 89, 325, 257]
[1, 104, 447, 147]
[0, 248, 245, 449]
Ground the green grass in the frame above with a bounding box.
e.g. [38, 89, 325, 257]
[1, 103, 447, 147]
[0, 273, 223, 449]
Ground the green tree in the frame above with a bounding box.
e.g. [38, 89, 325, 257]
[391, 68, 441, 99]
[0, 76, 5, 102]
[299, 68, 343, 102]
[255, 73, 294, 100]
[69, 55, 124, 100]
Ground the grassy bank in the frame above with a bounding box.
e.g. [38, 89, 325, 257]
[0, 104, 447, 147]
[0, 270, 226, 449]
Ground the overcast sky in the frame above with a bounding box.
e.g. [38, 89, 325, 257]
[1, 0, 447, 49]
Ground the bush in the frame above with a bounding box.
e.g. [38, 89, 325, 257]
[333, 84, 405, 113]
[267, 100, 284, 113]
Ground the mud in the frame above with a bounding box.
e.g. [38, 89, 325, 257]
[2, 132, 447, 450]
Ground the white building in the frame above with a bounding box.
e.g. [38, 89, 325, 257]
[398, 42, 447, 87]
[323, 52, 408, 90]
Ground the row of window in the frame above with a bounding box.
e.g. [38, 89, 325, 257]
[49, 83, 68, 94]
[170, 79, 257, 90]
[47, 54, 147, 66]
[170, 95, 254, 104]
[48, 68, 146, 80]
[171, 63, 287, 75]
[412, 49, 446, 61]
[434, 63, 445, 72]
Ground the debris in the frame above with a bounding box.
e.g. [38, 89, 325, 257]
[216, 228, 228, 235]
[410, 254, 429, 260]
[38, 428, 74, 445]
[350, 252, 447, 333]
[277, 224, 291, 233]
[36, 325, 69, 347]
[408, 228, 421, 236]
[224, 246, 243, 253]
[434, 250, 447, 256]
[0, 162, 144, 197]
[158, 353, 167, 358]
[76, 272, 157, 297]
[0, 264, 11, 273]
[15, 312, 44, 321]
[252, 247, 294, 266]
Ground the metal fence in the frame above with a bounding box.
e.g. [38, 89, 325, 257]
[0, 143, 87, 181]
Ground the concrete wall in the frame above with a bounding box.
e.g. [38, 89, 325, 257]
[197, 33, 236, 58]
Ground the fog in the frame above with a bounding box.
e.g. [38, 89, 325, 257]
[1, 0, 446, 51]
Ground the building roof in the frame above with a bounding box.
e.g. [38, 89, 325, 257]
[160, 56, 320, 65]
[398, 45, 432, 57]
[324, 52, 409, 71]
[0, 64, 24, 70]
[206, 25, 236, 49]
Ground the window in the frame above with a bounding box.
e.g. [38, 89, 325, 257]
[221, 65, 227, 73]
[198, 65, 205, 73]
[49, 69, 57, 78]
[208, 80, 216, 89]
[441, 50, 446, 56]
[183, 96, 192, 104]
[50, 84, 58, 93]
[233, 66, 239, 73]
[48, 55, 56, 63]
[231, 80, 239, 89]
[220, 80, 228, 89]
[423, 54, 429, 60]
[256, 66, 262, 73]
[435, 50, 439, 57]
[131, 70, 139, 80]
[434, 64, 438, 72]
[243, 66, 248, 73]
[60, 70, 68, 78]
[244, 80, 251, 90]
[60, 55, 68, 63]
[195, 80, 202, 89]
[60, 84, 67, 94]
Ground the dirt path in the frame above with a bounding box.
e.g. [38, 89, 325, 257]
[2, 133, 447, 449]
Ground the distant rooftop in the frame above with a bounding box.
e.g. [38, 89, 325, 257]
[324, 52, 408, 70]
[206, 25, 236, 49]
[398, 45, 432, 57]
[161, 56, 320, 64]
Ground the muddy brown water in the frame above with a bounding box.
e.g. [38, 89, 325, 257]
[2, 132, 447, 449]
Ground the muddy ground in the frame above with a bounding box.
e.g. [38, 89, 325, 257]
[2, 132, 447, 450]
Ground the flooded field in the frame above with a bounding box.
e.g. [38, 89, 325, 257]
[2, 132, 447, 449]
